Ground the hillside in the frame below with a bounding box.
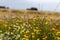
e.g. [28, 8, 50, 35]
[0, 8, 60, 20]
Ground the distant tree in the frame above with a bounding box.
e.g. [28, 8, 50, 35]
[0, 6, 6, 8]
[27, 7, 38, 11]
[0, 6, 9, 9]
[30, 7, 38, 10]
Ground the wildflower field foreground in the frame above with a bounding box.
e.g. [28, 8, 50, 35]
[0, 16, 60, 40]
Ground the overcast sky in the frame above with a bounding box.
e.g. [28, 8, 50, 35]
[0, 0, 60, 12]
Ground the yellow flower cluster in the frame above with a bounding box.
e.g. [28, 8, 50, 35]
[0, 16, 60, 40]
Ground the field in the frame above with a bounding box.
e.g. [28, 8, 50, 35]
[0, 9, 60, 40]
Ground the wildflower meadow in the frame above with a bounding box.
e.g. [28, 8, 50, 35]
[0, 15, 60, 40]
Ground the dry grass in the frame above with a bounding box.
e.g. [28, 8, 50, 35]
[0, 9, 60, 20]
[0, 9, 60, 40]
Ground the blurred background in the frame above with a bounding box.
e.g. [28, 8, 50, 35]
[0, 0, 60, 12]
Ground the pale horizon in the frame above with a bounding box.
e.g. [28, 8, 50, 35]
[0, 0, 60, 12]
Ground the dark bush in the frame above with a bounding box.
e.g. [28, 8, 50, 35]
[30, 7, 38, 10]
[27, 7, 38, 11]
[0, 6, 6, 8]
[0, 6, 9, 9]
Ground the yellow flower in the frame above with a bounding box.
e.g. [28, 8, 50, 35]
[26, 22, 28, 24]
[25, 39, 29, 40]
[32, 35, 35, 38]
[11, 32, 14, 35]
[47, 17, 51, 21]
[30, 27, 33, 29]
[20, 30, 24, 33]
[15, 26, 18, 28]
[22, 38, 26, 40]
[33, 24, 35, 25]
[56, 37, 60, 40]
[5, 24, 7, 27]
[34, 29, 41, 34]
[45, 21, 49, 24]
[51, 27, 56, 31]
[26, 30, 29, 33]
[16, 20, 19, 22]
[13, 30, 16, 33]
[24, 35, 29, 38]
[56, 31, 60, 35]
[31, 32, 34, 35]
[57, 31, 60, 34]
[20, 24, 24, 28]
[22, 38, 29, 40]
[3, 24, 7, 27]
[42, 36, 47, 40]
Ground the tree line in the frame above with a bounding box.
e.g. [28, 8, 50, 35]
[0, 6, 38, 11]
